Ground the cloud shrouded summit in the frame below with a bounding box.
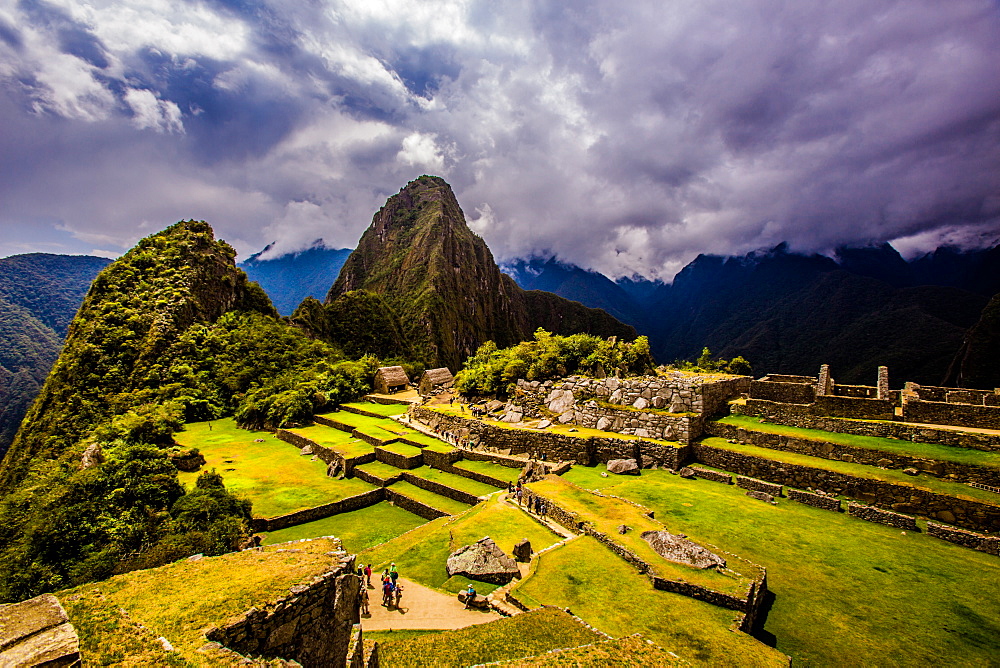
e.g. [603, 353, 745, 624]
[1, 0, 998, 278]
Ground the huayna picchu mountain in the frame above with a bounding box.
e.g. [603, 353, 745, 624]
[320, 175, 635, 370]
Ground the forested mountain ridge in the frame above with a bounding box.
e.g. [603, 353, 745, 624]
[0, 221, 377, 602]
[324, 175, 635, 370]
[0, 253, 111, 460]
[239, 242, 352, 316]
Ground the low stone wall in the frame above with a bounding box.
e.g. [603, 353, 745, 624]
[275, 429, 375, 478]
[436, 461, 509, 489]
[413, 407, 686, 469]
[736, 476, 783, 497]
[750, 379, 815, 404]
[353, 429, 395, 447]
[735, 400, 1000, 451]
[814, 395, 895, 421]
[457, 449, 528, 469]
[903, 400, 1000, 430]
[787, 489, 841, 512]
[352, 467, 402, 487]
[340, 404, 389, 419]
[692, 442, 1000, 532]
[705, 421, 1000, 487]
[421, 448, 463, 469]
[521, 486, 766, 631]
[847, 503, 919, 531]
[384, 488, 452, 520]
[314, 414, 355, 433]
[926, 522, 1000, 555]
[689, 467, 732, 484]
[207, 551, 360, 667]
[374, 446, 423, 470]
[832, 384, 877, 398]
[573, 404, 698, 444]
[401, 472, 482, 505]
[252, 488, 386, 532]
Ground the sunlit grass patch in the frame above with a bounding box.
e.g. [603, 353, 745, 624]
[261, 501, 427, 552]
[454, 459, 522, 484]
[176, 419, 375, 518]
[388, 481, 472, 515]
[405, 465, 501, 496]
[343, 401, 409, 417]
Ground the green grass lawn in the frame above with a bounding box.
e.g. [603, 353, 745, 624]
[510, 536, 787, 667]
[494, 634, 685, 667]
[527, 476, 757, 596]
[317, 409, 395, 430]
[402, 432, 454, 450]
[343, 401, 409, 417]
[700, 437, 1000, 504]
[717, 415, 1000, 469]
[361, 497, 562, 595]
[378, 607, 605, 668]
[389, 480, 473, 515]
[454, 459, 522, 484]
[261, 502, 427, 552]
[563, 466, 1000, 667]
[405, 465, 502, 496]
[380, 441, 425, 458]
[356, 460, 405, 481]
[287, 424, 374, 457]
[61, 538, 339, 663]
[175, 419, 375, 518]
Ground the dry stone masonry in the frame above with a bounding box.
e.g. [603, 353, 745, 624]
[787, 489, 842, 512]
[736, 476, 783, 497]
[0, 593, 81, 667]
[847, 503, 919, 531]
[926, 522, 1000, 555]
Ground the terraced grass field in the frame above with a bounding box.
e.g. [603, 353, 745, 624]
[700, 436, 1000, 504]
[454, 459, 522, 484]
[405, 466, 502, 497]
[175, 419, 374, 518]
[717, 414, 1000, 469]
[510, 536, 786, 667]
[343, 401, 409, 417]
[261, 502, 427, 551]
[286, 424, 374, 457]
[563, 466, 1000, 666]
[389, 480, 473, 515]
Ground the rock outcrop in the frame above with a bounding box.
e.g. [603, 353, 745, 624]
[607, 459, 640, 475]
[641, 531, 727, 570]
[512, 539, 532, 562]
[446, 537, 520, 585]
[0, 594, 81, 667]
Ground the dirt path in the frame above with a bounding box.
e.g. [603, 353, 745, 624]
[361, 577, 501, 631]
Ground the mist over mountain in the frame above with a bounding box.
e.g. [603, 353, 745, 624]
[239, 242, 352, 316]
[0, 254, 111, 460]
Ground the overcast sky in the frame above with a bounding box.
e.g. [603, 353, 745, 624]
[1, 0, 999, 279]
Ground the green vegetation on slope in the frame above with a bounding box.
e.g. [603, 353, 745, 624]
[292, 291, 413, 361]
[563, 467, 1000, 666]
[261, 501, 427, 551]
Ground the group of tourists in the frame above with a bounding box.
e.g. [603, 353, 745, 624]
[508, 483, 547, 516]
[355, 562, 403, 612]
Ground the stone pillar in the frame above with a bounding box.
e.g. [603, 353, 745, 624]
[877, 366, 889, 401]
[817, 364, 833, 397]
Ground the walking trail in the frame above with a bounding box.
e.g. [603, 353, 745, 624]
[361, 577, 501, 631]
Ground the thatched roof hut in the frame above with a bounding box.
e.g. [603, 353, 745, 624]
[374, 366, 410, 394]
[419, 367, 455, 395]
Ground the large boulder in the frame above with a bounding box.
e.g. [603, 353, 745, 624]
[546, 389, 575, 414]
[513, 539, 532, 562]
[447, 537, 520, 585]
[607, 459, 640, 475]
[457, 591, 490, 608]
[641, 531, 726, 569]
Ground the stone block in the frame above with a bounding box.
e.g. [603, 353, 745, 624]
[0, 594, 81, 668]
[736, 476, 783, 497]
[607, 459, 640, 475]
[745, 490, 777, 504]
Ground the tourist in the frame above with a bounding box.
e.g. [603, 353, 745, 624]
[394, 582, 404, 609]
[359, 580, 370, 615]
[515, 486, 523, 505]
[382, 578, 393, 607]
[365, 563, 372, 587]
[389, 562, 398, 585]
[465, 584, 477, 609]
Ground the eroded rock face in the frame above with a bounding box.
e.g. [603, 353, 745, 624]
[641, 531, 726, 570]
[607, 459, 640, 475]
[546, 388, 575, 414]
[447, 537, 520, 585]
[80, 443, 104, 470]
[0, 594, 81, 667]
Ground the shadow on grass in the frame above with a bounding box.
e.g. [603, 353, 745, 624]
[750, 589, 777, 647]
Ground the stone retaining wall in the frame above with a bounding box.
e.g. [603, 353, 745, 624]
[692, 442, 1000, 532]
[413, 407, 687, 469]
[926, 522, 1000, 555]
[314, 414, 355, 433]
[813, 395, 896, 421]
[750, 379, 815, 404]
[438, 461, 510, 489]
[903, 400, 1000, 430]
[340, 404, 389, 419]
[421, 448, 463, 469]
[275, 429, 375, 477]
[736, 476, 783, 497]
[207, 550, 359, 667]
[847, 503, 919, 531]
[352, 467, 402, 488]
[401, 472, 482, 505]
[384, 488, 451, 521]
[706, 421, 1000, 487]
[734, 400, 1000, 451]
[374, 446, 423, 469]
[787, 489, 841, 512]
[252, 488, 385, 532]
[688, 467, 732, 484]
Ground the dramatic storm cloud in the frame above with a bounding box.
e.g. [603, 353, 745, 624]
[1, 0, 998, 278]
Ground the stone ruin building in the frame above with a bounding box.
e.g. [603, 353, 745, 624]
[373, 365, 409, 394]
[419, 367, 455, 396]
[497, 371, 751, 445]
[745, 364, 1000, 429]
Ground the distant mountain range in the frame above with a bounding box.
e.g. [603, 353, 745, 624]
[0, 254, 111, 460]
[239, 242, 352, 316]
[499, 243, 1000, 386]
